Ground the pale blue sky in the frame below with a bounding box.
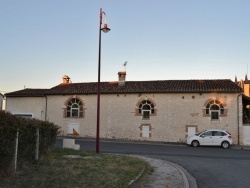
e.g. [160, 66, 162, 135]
[1, 1, 250, 93]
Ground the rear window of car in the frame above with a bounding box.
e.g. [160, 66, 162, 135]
[226, 131, 231, 135]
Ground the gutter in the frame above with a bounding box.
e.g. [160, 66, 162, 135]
[45, 95, 48, 121]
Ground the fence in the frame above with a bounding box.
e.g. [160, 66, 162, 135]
[13, 128, 40, 172]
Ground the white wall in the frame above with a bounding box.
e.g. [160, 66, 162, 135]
[6, 97, 46, 120]
[242, 126, 250, 145]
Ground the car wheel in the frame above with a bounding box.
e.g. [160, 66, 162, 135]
[221, 141, 230, 149]
[191, 140, 199, 147]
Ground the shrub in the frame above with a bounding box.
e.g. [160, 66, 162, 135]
[0, 111, 60, 179]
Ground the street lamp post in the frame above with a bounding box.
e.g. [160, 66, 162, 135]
[96, 8, 110, 153]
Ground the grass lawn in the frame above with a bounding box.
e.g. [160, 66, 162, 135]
[0, 149, 153, 188]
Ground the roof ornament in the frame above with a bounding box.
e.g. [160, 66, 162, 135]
[235, 75, 237, 83]
[123, 61, 127, 72]
[245, 74, 248, 82]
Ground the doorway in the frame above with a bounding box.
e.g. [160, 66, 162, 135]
[186, 125, 198, 137]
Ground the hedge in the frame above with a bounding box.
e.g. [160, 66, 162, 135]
[0, 111, 60, 179]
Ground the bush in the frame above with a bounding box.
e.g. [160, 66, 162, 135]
[0, 111, 60, 179]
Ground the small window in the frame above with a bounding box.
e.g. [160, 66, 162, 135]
[139, 100, 154, 119]
[66, 98, 83, 118]
[205, 100, 224, 120]
[211, 111, 219, 120]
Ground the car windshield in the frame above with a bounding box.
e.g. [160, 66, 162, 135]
[195, 130, 207, 136]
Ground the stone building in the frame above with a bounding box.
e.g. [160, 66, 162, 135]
[5, 72, 248, 144]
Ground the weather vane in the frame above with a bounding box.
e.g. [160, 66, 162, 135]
[123, 61, 128, 72]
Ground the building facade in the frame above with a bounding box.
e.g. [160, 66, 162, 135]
[5, 73, 246, 144]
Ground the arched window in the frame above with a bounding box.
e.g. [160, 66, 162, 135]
[205, 100, 224, 120]
[66, 98, 83, 118]
[139, 100, 155, 119]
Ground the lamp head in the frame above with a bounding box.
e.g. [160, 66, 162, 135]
[101, 24, 111, 33]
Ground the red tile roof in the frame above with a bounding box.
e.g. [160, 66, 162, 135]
[5, 89, 49, 97]
[5, 79, 242, 97]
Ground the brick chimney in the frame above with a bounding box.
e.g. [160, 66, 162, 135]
[118, 71, 126, 86]
[62, 75, 70, 84]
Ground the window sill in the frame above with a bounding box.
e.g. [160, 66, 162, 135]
[211, 119, 220, 122]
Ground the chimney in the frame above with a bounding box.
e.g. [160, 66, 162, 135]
[62, 75, 70, 84]
[118, 71, 126, 86]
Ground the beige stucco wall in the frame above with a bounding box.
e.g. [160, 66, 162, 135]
[6, 92, 243, 144]
[6, 97, 46, 120]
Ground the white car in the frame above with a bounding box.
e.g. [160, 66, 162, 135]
[187, 129, 233, 149]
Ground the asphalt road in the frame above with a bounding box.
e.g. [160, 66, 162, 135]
[56, 138, 250, 188]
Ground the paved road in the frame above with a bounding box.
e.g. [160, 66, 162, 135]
[56, 138, 250, 188]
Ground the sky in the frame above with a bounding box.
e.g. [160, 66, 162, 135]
[1, 1, 250, 93]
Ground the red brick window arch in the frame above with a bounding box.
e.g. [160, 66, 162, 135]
[64, 97, 84, 118]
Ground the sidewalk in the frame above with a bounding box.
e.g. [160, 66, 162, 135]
[128, 155, 197, 188]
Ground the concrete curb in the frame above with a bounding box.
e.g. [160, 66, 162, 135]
[165, 161, 190, 188]
[128, 164, 146, 187]
[167, 161, 198, 188]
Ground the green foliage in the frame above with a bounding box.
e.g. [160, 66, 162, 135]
[0, 111, 60, 179]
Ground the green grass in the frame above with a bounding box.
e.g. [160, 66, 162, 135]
[0, 149, 153, 188]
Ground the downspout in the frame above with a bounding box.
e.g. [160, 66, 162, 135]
[237, 93, 243, 145]
[44, 95, 48, 121]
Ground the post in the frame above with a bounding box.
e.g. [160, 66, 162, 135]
[14, 129, 19, 172]
[96, 8, 110, 153]
[237, 94, 242, 145]
[96, 8, 102, 153]
[35, 128, 39, 160]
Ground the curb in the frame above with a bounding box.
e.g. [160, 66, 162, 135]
[112, 154, 146, 187]
[128, 164, 146, 187]
[165, 161, 190, 188]
[166, 161, 198, 188]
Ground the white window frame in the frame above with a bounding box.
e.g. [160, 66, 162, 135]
[139, 100, 154, 120]
[67, 98, 83, 118]
[206, 100, 224, 121]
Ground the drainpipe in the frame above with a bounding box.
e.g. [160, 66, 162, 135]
[237, 93, 243, 145]
[44, 95, 48, 121]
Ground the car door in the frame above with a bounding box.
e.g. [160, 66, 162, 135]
[199, 131, 213, 145]
[212, 131, 223, 145]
